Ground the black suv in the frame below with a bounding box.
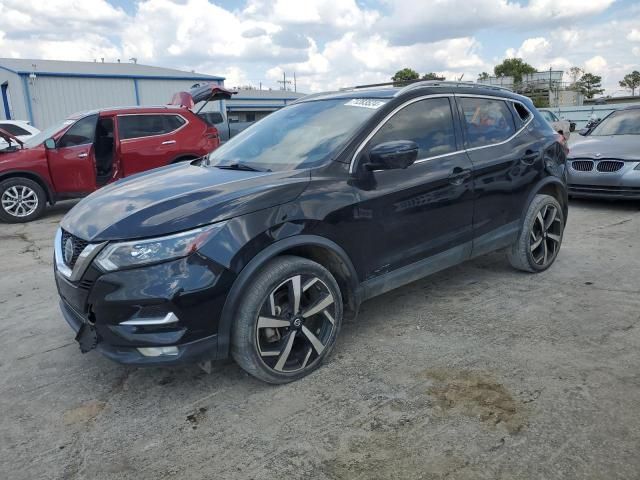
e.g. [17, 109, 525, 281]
[54, 81, 568, 383]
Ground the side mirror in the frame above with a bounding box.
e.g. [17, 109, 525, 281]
[578, 128, 589, 136]
[569, 122, 576, 132]
[367, 140, 419, 171]
[44, 138, 56, 149]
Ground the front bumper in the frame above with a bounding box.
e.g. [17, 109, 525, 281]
[567, 159, 640, 199]
[54, 250, 236, 366]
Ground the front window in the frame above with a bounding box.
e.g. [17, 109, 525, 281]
[207, 98, 388, 171]
[590, 109, 640, 136]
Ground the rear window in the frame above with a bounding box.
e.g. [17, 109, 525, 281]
[118, 114, 186, 140]
[459, 98, 516, 148]
[0, 123, 30, 136]
[199, 111, 224, 125]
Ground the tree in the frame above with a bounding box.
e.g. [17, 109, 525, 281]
[477, 72, 490, 81]
[493, 58, 536, 84]
[422, 72, 445, 81]
[576, 73, 605, 99]
[619, 70, 640, 96]
[568, 66, 584, 86]
[391, 68, 419, 83]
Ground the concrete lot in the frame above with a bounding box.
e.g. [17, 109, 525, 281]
[1, 199, 639, 480]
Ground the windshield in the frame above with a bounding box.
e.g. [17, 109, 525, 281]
[24, 119, 74, 148]
[207, 98, 388, 171]
[591, 109, 640, 136]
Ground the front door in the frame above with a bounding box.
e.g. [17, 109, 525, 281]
[351, 96, 474, 279]
[47, 114, 98, 195]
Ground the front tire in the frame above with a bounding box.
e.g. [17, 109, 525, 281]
[508, 194, 564, 272]
[0, 177, 46, 223]
[231, 255, 343, 384]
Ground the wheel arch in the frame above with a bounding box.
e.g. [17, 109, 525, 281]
[0, 170, 55, 204]
[524, 177, 568, 224]
[217, 235, 361, 359]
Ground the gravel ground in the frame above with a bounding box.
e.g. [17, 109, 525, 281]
[0, 198, 639, 480]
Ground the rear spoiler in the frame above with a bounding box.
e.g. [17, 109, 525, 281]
[170, 84, 237, 112]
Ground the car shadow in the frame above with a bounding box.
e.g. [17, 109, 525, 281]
[569, 197, 640, 211]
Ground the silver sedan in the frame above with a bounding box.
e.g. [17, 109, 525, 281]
[567, 106, 640, 200]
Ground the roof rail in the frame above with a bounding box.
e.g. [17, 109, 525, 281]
[395, 80, 513, 96]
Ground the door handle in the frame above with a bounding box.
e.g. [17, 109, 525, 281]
[161, 140, 176, 145]
[448, 167, 471, 185]
[77, 153, 88, 158]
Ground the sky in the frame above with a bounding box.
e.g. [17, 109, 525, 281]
[0, 0, 638, 95]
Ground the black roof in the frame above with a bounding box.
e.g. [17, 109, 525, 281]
[295, 80, 530, 105]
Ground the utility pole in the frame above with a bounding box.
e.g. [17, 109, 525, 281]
[277, 72, 292, 91]
[294, 72, 297, 92]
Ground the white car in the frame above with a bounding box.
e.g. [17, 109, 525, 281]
[0, 120, 40, 150]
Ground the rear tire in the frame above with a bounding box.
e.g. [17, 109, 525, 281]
[0, 177, 46, 223]
[231, 255, 343, 384]
[508, 194, 564, 272]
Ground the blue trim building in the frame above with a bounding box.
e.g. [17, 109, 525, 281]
[225, 89, 305, 122]
[0, 58, 225, 127]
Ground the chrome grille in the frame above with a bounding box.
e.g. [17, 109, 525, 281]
[571, 160, 594, 172]
[596, 160, 624, 173]
[60, 230, 89, 269]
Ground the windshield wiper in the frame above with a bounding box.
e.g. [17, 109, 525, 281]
[214, 162, 271, 172]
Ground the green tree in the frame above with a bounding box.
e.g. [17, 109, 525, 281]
[477, 72, 490, 81]
[422, 72, 445, 81]
[577, 73, 605, 99]
[493, 58, 536, 84]
[619, 70, 640, 96]
[391, 68, 420, 82]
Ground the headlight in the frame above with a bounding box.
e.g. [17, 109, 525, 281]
[95, 222, 226, 272]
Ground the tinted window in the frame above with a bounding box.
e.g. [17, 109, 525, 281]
[368, 98, 457, 159]
[118, 114, 185, 140]
[460, 98, 516, 148]
[591, 109, 640, 136]
[0, 123, 30, 136]
[199, 112, 224, 125]
[513, 102, 532, 123]
[58, 115, 97, 148]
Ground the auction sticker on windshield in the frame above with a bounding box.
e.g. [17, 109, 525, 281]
[344, 99, 386, 109]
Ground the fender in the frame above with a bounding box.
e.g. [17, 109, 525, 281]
[521, 175, 568, 225]
[0, 169, 56, 204]
[216, 234, 361, 359]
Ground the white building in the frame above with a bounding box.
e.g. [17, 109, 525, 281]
[0, 58, 224, 128]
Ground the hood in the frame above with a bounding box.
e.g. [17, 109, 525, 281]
[61, 162, 310, 242]
[568, 135, 640, 161]
[170, 84, 237, 110]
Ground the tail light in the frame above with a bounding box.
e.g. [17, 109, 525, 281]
[206, 126, 220, 148]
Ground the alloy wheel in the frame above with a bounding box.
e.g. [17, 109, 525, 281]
[530, 203, 562, 267]
[1, 185, 39, 218]
[256, 274, 336, 373]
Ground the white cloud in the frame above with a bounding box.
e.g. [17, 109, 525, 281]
[0, 0, 634, 96]
[584, 55, 608, 74]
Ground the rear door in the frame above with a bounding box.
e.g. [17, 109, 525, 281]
[352, 96, 474, 278]
[116, 114, 187, 176]
[456, 96, 543, 254]
[47, 115, 98, 194]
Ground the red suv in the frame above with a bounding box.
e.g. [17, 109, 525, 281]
[0, 85, 233, 222]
